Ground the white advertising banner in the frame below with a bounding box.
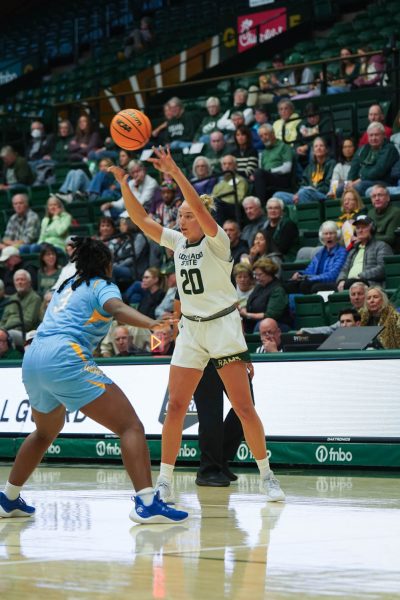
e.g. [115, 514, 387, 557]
[0, 360, 399, 438]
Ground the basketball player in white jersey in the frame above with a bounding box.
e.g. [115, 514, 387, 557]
[109, 148, 285, 504]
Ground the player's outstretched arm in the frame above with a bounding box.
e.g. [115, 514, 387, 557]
[104, 298, 161, 330]
[108, 166, 163, 243]
[148, 146, 218, 237]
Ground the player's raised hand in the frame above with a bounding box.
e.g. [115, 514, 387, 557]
[108, 165, 129, 184]
[147, 146, 179, 175]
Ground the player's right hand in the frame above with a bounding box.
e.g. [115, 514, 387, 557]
[108, 166, 129, 184]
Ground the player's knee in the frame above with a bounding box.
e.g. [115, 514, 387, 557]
[166, 394, 188, 417]
[232, 401, 255, 422]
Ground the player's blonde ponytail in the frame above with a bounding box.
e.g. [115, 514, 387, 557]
[199, 194, 216, 213]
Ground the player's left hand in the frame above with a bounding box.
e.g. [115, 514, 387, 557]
[246, 362, 254, 380]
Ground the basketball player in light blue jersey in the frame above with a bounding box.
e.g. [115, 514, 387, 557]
[0, 237, 188, 525]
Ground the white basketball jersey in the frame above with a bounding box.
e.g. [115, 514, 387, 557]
[161, 226, 238, 318]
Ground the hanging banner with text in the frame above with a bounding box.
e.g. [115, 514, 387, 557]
[237, 8, 287, 53]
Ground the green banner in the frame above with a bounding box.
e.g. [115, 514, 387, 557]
[4, 438, 400, 467]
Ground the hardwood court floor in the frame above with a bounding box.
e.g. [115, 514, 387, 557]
[0, 465, 399, 600]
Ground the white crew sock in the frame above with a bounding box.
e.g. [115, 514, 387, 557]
[4, 481, 21, 501]
[256, 457, 271, 480]
[158, 462, 175, 482]
[136, 487, 155, 507]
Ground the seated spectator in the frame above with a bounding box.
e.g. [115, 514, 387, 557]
[117, 148, 132, 171]
[295, 102, 332, 166]
[354, 47, 386, 88]
[272, 100, 301, 146]
[113, 325, 144, 356]
[19, 196, 72, 254]
[101, 160, 158, 217]
[367, 184, 400, 251]
[132, 268, 165, 319]
[262, 197, 300, 261]
[217, 88, 254, 134]
[51, 120, 74, 163]
[336, 123, 398, 197]
[251, 105, 270, 151]
[0, 146, 34, 190]
[37, 244, 62, 297]
[0, 193, 40, 251]
[284, 52, 315, 97]
[337, 214, 392, 290]
[39, 289, 54, 321]
[68, 114, 103, 162]
[232, 125, 258, 180]
[95, 216, 118, 254]
[286, 221, 346, 294]
[360, 286, 400, 349]
[357, 104, 392, 146]
[0, 328, 22, 359]
[222, 220, 249, 264]
[154, 264, 177, 319]
[233, 263, 254, 309]
[151, 327, 175, 356]
[327, 47, 360, 94]
[56, 168, 92, 203]
[204, 131, 230, 174]
[165, 97, 197, 150]
[275, 137, 335, 205]
[0, 246, 37, 295]
[243, 230, 282, 271]
[150, 101, 173, 146]
[26, 120, 55, 167]
[100, 318, 150, 356]
[190, 156, 217, 195]
[247, 74, 276, 107]
[87, 158, 120, 202]
[255, 318, 282, 353]
[112, 216, 149, 285]
[194, 97, 222, 143]
[253, 124, 294, 201]
[151, 181, 181, 229]
[336, 188, 365, 249]
[212, 155, 248, 224]
[241, 196, 267, 247]
[327, 137, 357, 196]
[0, 269, 41, 347]
[123, 16, 155, 58]
[337, 307, 361, 327]
[239, 258, 290, 333]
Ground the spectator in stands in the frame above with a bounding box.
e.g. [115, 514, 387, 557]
[117, 149, 132, 171]
[100, 319, 150, 357]
[0, 246, 37, 295]
[150, 101, 173, 145]
[233, 263, 254, 309]
[123, 15, 155, 58]
[152, 181, 181, 229]
[95, 217, 118, 255]
[194, 97, 222, 143]
[26, 120, 55, 166]
[102, 160, 158, 217]
[338, 307, 362, 327]
[212, 155, 248, 224]
[222, 220, 249, 265]
[354, 47, 386, 89]
[360, 286, 400, 349]
[240, 257, 290, 333]
[241, 196, 267, 247]
[20, 196, 71, 254]
[217, 88, 254, 134]
[0, 327, 22, 359]
[327, 47, 360, 94]
[261, 197, 300, 261]
[248, 74, 276, 107]
[255, 318, 282, 353]
[272, 99, 301, 146]
[286, 221, 347, 294]
[51, 120, 74, 163]
[295, 102, 332, 166]
[112, 215, 149, 285]
[336, 188, 365, 250]
[68, 114, 103, 162]
[232, 125, 258, 180]
[86, 158, 120, 202]
[165, 97, 197, 149]
[338, 123, 398, 197]
[56, 168, 91, 203]
[284, 52, 315, 97]
[251, 105, 270, 151]
[0, 281, 7, 320]
[0, 269, 41, 347]
[358, 104, 392, 147]
[136, 268, 165, 319]
[274, 137, 335, 205]
[0, 146, 34, 190]
[37, 244, 62, 297]
[337, 214, 392, 290]
[327, 137, 357, 196]
[154, 264, 177, 319]
[113, 326, 142, 356]
[253, 124, 293, 201]
[190, 156, 217, 195]
[366, 184, 400, 251]
[244, 229, 282, 272]
[204, 131, 229, 174]
[0, 193, 40, 251]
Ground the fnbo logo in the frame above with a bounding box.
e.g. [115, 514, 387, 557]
[316, 445, 329, 463]
[316, 445, 353, 463]
[96, 441, 106, 457]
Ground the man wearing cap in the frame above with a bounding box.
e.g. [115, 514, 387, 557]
[337, 214, 392, 291]
[367, 184, 400, 252]
[0, 246, 37, 295]
[0, 193, 40, 251]
[0, 146, 34, 190]
[0, 269, 41, 347]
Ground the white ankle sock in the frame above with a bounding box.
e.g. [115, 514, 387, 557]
[4, 481, 21, 501]
[256, 457, 271, 480]
[137, 487, 155, 507]
[159, 462, 175, 482]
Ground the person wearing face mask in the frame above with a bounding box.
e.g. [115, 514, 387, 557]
[26, 121, 56, 186]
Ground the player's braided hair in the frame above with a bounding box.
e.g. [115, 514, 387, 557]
[57, 237, 112, 293]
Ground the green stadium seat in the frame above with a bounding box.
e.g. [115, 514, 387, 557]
[295, 203, 323, 231]
[326, 291, 351, 324]
[384, 256, 400, 289]
[30, 185, 51, 206]
[21, 253, 40, 269]
[68, 202, 92, 224]
[0, 190, 10, 209]
[70, 223, 95, 236]
[294, 295, 328, 329]
[324, 199, 341, 221]
[280, 261, 310, 282]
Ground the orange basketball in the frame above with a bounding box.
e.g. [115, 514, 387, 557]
[110, 109, 152, 151]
